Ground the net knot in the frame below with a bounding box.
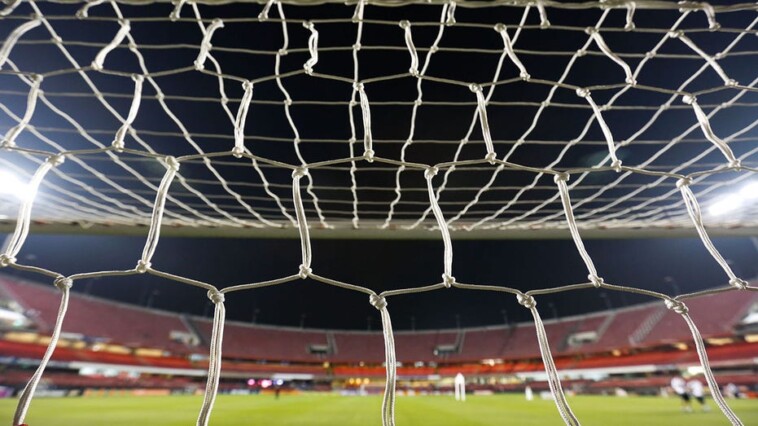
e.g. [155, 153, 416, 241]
[729, 278, 748, 290]
[0, 254, 16, 267]
[665, 299, 688, 315]
[553, 172, 569, 183]
[589, 274, 604, 288]
[369, 294, 387, 310]
[682, 94, 696, 105]
[484, 151, 497, 165]
[54, 276, 73, 290]
[468, 83, 482, 94]
[47, 154, 65, 167]
[676, 177, 692, 188]
[231, 146, 245, 158]
[668, 30, 683, 39]
[517, 294, 536, 309]
[442, 274, 456, 288]
[207, 289, 225, 304]
[164, 156, 180, 171]
[424, 166, 438, 179]
[399, 20, 410, 29]
[298, 264, 312, 279]
[353, 82, 364, 91]
[363, 148, 375, 162]
[292, 167, 309, 179]
[728, 159, 741, 170]
[611, 159, 622, 172]
[584, 27, 598, 35]
[136, 260, 151, 273]
[575, 88, 590, 98]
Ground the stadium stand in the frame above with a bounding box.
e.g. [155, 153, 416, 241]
[1, 274, 757, 395]
[192, 318, 329, 362]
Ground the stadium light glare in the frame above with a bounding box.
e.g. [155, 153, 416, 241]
[0, 170, 29, 200]
[739, 181, 758, 199]
[708, 193, 742, 216]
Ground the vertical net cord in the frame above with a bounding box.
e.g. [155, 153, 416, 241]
[469, 84, 496, 164]
[382, 3, 449, 229]
[2, 155, 63, 263]
[554, 173, 603, 287]
[267, 2, 315, 226]
[585, 27, 635, 85]
[137, 156, 179, 273]
[197, 290, 226, 426]
[232, 81, 253, 158]
[0, 17, 41, 70]
[494, 23, 529, 80]
[112, 74, 143, 151]
[400, 20, 418, 77]
[575, 88, 622, 171]
[425, 167, 455, 287]
[355, 82, 373, 161]
[666, 300, 743, 425]
[91, 18, 130, 71]
[348, 0, 365, 228]
[677, 179, 748, 289]
[624, 2, 636, 30]
[292, 168, 312, 278]
[194, 18, 223, 71]
[3, 155, 66, 426]
[517, 294, 580, 426]
[302, 20, 318, 75]
[682, 94, 741, 168]
[13, 276, 73, 426]
[370, 294, 396, 426]
[3, 73, 42, 147]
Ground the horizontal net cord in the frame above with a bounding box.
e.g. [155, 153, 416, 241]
[3, 159, 751, 426]
[1, 1, 756, 235]
[4, 64, 755, 98]
[467, 14, 757, 231]
[1, 1, 756, 422]
[6, 87, 758, 110]
[3, 146, 756, 230]
[5, 145, 753, 194]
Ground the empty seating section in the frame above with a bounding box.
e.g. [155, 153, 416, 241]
[1, 277, 192, 354]
[642, 291, 757, 345]
[192, 319, 328, 362]
[579, 306, 659, 352]
[447, 328, 507, 362]
[394, 331, 458, 362]
[0, 276, 756, 368]
[331, 332, 384, 363]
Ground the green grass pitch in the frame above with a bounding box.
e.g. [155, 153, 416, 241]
[2, 393, 757, 425]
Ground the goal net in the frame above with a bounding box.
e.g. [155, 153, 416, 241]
[0, 0, 756, 425]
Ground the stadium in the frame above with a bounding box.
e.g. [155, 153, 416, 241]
[0, 0, 757, 424]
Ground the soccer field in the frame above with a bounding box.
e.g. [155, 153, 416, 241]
[2, 394, 757, 425]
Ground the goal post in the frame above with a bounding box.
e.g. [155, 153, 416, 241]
[0, 0, 756, 425]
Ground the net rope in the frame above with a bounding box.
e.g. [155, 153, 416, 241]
[0, 0, 757, 425]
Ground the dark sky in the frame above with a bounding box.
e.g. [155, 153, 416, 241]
[3, 234, 756, 330]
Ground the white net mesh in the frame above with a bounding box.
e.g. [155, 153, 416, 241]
[0, 0, 757, 425]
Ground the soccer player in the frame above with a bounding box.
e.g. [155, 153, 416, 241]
[687, 378, 710, 412]
[670, 375, 692, 412]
